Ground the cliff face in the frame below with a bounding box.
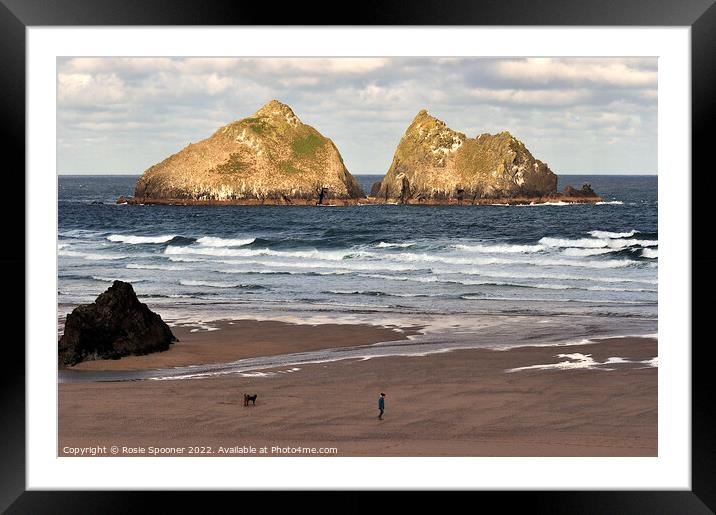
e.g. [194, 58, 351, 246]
[134, 100, 364, 201]
[374, 110, 558, 201]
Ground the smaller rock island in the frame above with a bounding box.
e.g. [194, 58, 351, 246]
[58, 281, 177, 367]
[368, 109, 601, 205]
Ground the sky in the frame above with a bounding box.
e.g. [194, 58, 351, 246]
[57, 57, 657, 175]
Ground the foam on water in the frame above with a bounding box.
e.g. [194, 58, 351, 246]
[196, 236, 256, 247]
[180, 279, 265, 289]
[107, 234, 177, 244]
[126, 263, 187, 271]
[165, 245, 354, 261]
[562, 248, 617, 257]
[91, 276, 148, 283]
[589, 229, 638, 239]
[59, 249, 128, 261]
[454, 243, 546, 254]
[539, 237, 657, 249]
[376, 242, 414, 248]
[506, 352, 658, 372]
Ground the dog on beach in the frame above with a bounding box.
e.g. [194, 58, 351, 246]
[243, 393, 257, 406]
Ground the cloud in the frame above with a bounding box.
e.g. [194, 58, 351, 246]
[492, 58, 657, 88]
[277, 76, 321, 87]
[61, 57, 176, 75]
[58, 73, 126, 106]
[249, 58, 391, 75]
[61, 57, 392, 76]
[469, 88, 593, 106]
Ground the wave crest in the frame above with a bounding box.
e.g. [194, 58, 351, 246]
[107, 234, 177, 244]
[588, 230, 638, 239]
[196, 236, 256, 248]
[539, 237, 657, 249]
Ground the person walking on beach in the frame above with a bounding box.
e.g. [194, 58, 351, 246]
[378, 392, 386, 420]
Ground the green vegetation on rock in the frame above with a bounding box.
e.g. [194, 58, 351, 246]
[292, 133, 324, 157]
[244, 117, 271, 136]
[214, 153, 245, 174]
[279, 161, 301, 175]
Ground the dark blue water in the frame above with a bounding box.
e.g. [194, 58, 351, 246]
[58, 174, 657, 353]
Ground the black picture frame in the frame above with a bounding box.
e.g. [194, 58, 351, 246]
[3, 0, 713, 512]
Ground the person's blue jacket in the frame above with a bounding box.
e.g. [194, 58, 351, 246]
[378, 396, 385, 409]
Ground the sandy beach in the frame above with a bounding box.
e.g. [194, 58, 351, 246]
[59, 321, 657, 457]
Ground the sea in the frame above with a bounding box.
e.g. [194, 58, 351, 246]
[58, 174, 657, 378]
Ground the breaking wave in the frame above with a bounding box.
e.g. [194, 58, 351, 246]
[539, 237, 658, 249]
[107, 234, 177, 244]
[588, 230, 638, 239]
[196, 236, 256, 247]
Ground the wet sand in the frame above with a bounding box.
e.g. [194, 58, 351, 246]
[68, 319, 421, 371]
[58, 323, 657, 457]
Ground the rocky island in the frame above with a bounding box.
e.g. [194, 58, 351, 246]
[369, 109, 600, 205]
[119, 102, 601, 206]
[126, 100, 364, 205]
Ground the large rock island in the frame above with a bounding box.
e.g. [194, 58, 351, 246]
[371, 109, 600, 205]
[129, 100, 364, 204]
[58, 281, 177, 367]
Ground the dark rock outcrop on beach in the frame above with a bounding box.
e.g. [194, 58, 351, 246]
[133, 100, 364, 203]
[563, 183, 599, 198]
[58, 281, 177, 367]
[372, 109, 560, 202]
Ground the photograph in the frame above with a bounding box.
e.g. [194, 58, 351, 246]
[56, 56, 659, 458]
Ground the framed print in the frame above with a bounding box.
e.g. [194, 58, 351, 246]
[4, 0, 715, 512]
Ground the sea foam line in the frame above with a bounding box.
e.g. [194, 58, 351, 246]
[589, 229, 638, 239]
[179, 279, 265, 289]
[126, 263, 187, 271]
[539, 237, 658, 249]
[107, 234, 177, 244]
[360, 273, 657, 292]
[196, 236, 256, 247]
[506, 353, 657, 373]
[454, 243, 545, 254]
[166, 247, 643, 270]
[376, 242, 415, 248]
[58, 249, 128, 261]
